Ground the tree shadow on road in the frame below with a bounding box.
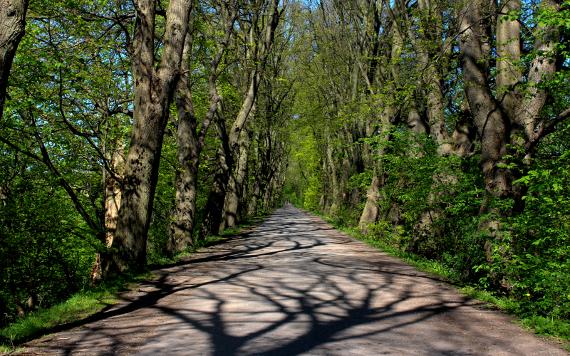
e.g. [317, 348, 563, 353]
[25, 206, 539, 355]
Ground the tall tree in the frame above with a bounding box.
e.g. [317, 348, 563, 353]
[458, 0, 569, 270]
[200, 0, 284, 236]
[459, 0, 566, 200]
[221, 0, 284, 230]
[107, 0, 193, 273]
[168, 1, 237, 254]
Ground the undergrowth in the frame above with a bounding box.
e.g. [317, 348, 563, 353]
[0, 273, 144, 348]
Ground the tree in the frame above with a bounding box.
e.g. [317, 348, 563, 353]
[168, 1, 237, 254]
[0, 0, 28, 120]
[0, 0, 137, 318]
[107, 0, 194, 273]
[200, 0, 284, 237]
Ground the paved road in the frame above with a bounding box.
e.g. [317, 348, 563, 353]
[21, 206, 567, 355]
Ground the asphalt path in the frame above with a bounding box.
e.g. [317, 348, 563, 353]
[20, 205, 567, 355]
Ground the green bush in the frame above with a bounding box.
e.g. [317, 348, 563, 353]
[502, 150, 570, 321]
[0, 172, 97, 327]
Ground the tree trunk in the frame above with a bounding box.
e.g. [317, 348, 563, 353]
[199, 47, 258, 240]
[200, 78, 255, 238]
[417, 0, 451, 154]
[324, 130, 340, 215]
[407, 106, 428, 135]
[451, 101, 475, 157]
[458, 0, 561, 277]
[223, 124, 251, 230]
[496, 0, 521, 118]
[459, 0, 511, 198]
[168, 71, 201, 253]
[359, 174, 380, 232]
[200, 142, 231, 238]
[0, 0, 28, 120]
[167, 5, 235, 254]
[106, 0, 192, 274]
[516, 0, 558, 145]
[104, 147, 126, 247]
[92, 146, 125, 282]
[358, 110, 390, 230]
[358, 18, 401, 230]
[248, 179, 260, 216]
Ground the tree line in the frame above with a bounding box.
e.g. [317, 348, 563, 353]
[0, 0, 291, 325]
[284, 0, 569, 330]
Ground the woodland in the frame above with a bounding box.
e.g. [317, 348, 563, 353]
[0, 0, 569, 340]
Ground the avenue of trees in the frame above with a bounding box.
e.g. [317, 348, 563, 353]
[1, 0, 291, 325]
[0, 0, 568, 335]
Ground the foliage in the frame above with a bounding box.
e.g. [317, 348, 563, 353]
[283, 118, 322, 210]
[0, 155, 98, 327]
[501, 145, 570, 322]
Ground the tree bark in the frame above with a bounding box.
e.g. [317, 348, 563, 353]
[496, 0, 521, 120]
[106, 0, 193, 274]
[222, 126, 251, 229]
[461, 0, 560, 199]
[0, 0, 28, 120]
[200, 124, 232, 238]
[407, 106, 428, 135]
[458, 0, 562, 276]
[459, 0, 511, 198]
[92, 146, 125, 282]
[167, 4, 236, 254]
[358, 20, 399, 230]
[358, 105, 393, 230]
[418, 0, 450, 153]
[324, 129, 340, 215]
[516, 0, 558, 146]
[248, 179, 261, 216]
[168, 62, 201, 253]
[359, 174, 380, 232]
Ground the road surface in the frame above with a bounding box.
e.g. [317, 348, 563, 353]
[20, 206, 567, 355]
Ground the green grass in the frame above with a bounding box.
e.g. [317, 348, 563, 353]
[0, 290, 117, 346]
[316, 212, 570, 347]
[0, 271, 156, 349]
[0, 344, 17, 353]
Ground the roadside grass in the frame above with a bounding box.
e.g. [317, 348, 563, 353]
[0, 273, 145, 349]
[0, 216, 265, 351]
[317, 213, 570, 348]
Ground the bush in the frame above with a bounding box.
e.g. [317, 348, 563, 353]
[502, 150, 570, 320]
[0, 173, 96, 327]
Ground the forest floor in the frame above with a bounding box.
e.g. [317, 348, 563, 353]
[14, 206, 568, 355]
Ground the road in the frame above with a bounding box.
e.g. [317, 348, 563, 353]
[21, 206, 567, 355]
